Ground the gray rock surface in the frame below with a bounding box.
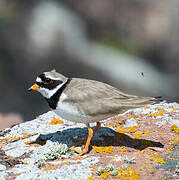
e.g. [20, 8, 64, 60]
[0, 102, 178, 179]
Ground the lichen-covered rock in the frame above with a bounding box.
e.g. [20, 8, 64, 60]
[0, 102, 178, 179]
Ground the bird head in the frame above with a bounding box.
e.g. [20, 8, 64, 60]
[28, 70, 68, 99]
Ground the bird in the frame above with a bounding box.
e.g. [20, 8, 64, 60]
[28, 70, 162, 155]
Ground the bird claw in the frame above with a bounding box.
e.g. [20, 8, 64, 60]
[69, 142, 88, 156]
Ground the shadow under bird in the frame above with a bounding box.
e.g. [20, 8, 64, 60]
[28, 70, 162, 155]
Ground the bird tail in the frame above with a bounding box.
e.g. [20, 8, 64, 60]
[120, 96, 163, 109]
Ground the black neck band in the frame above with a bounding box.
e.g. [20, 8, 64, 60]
[45, 78, 72, 109]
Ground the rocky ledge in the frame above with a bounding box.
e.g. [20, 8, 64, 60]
[0, 102, 178, 180]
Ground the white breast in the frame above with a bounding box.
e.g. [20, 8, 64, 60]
[53, 93, 89, 123]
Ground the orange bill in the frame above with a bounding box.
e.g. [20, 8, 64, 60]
[29, 83, 40, 91]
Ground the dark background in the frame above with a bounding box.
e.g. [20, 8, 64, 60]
[0, 0, 178, 123]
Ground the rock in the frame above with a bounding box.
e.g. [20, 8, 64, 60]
[0, 102, 178, 179]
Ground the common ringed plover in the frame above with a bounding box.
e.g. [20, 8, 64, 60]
[28, 70, 162, 155]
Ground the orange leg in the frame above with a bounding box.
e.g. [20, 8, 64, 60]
[93, 122, 101, 134]
[70, 122, 101, 155]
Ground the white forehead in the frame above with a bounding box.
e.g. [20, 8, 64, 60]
[36, 77, 42, 82]
[45, 74, 60, 80]
[36, 75, 60, 82]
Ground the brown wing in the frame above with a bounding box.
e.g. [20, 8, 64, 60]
[64, 78, 160, 117]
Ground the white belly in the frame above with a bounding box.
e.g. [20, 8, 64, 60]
[53, 101, 89, 123]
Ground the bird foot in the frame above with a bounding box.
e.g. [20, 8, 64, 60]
[69, 140, 89, 156]
[71, 148, 88, 158]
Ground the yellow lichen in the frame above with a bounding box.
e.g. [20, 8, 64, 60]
[142, 162, 152, 166]
[117, 167, 139, 180]
[166, 145, 174, 153]
[92, 146, 114, 154]
[137, 150, 145, 154]
[147, 152, 155, 157]
[155, 107, 162, 110]
[172, 136, 179, 143]
[133, 132, 143, 138]
[105, 124, 114, 128]
[87, 176, 94, 180]
[138, 118, 142, 121]
[101, 171, 111, 179]
[114, 115, 124, 119]
[116, 126, 138, 134]
[117, 147, 128, 153]
[138, 169, 147, 174]
[61, 162, 69, 165]
[171, 108, 179, 112]
[127, 126, 139, 133]
[0, 134, 31, 142]
[148, 109, 166, 117]
[50, 118, 63, 125]
[143, 130, 151, 135]
[152, 157, 166, 164]
[42, 165, 55, 171]
[143, 106, 150, 109]
[25, 142, 39, 148]
[171, 124, 179, 133]
[98, 167, 139, 180]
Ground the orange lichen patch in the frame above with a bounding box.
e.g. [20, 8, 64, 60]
[171, 108, 179, 112]
[25, 141, 40, 148]
[90, 169, 95, 175]
[55, 159, 62, 161]
[114, 115, 124, 119]
[147, 152, 155, 157]
[143, 106, 150, 109]
[138, 169, 147, 174]
[171, 124, 179, 133]
[127, 126, 139, 133]
[105, 124, 114, 128]
[143, 162, 152, 166]
[116, 126, 138, 134]
[117, 147, 128, 153]
[116, 128, 126, 134]
[147, 166, 154, 170]
[106, 121, 124, 128]
[152, 157, 166, 164]
[101, 171, 111, 179]
[155, 107, 162, 110]
[61, 161, 69, 165]
[147, 109, 166, 118]
[42, 164, 55, 171]
[77, 156, 87, 160]
[143, 130, 151, 135]
[92, 146, 114, 154]
[117, 167, 139, 180]
[137, 150, 145, 154]
[133, 132, 143, 138]
[172, 136, 179, 143]
[137, 118, 142, 121]
[49, 118, 63, 125]
[166, 145, 174, 153]
[87, 176, 94, 180]
[24, 141, 31, 144]
[0, 134, 32, 142]
[76, 160, 81, 164]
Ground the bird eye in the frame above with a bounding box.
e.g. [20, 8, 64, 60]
[45, 78, 52, 84]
